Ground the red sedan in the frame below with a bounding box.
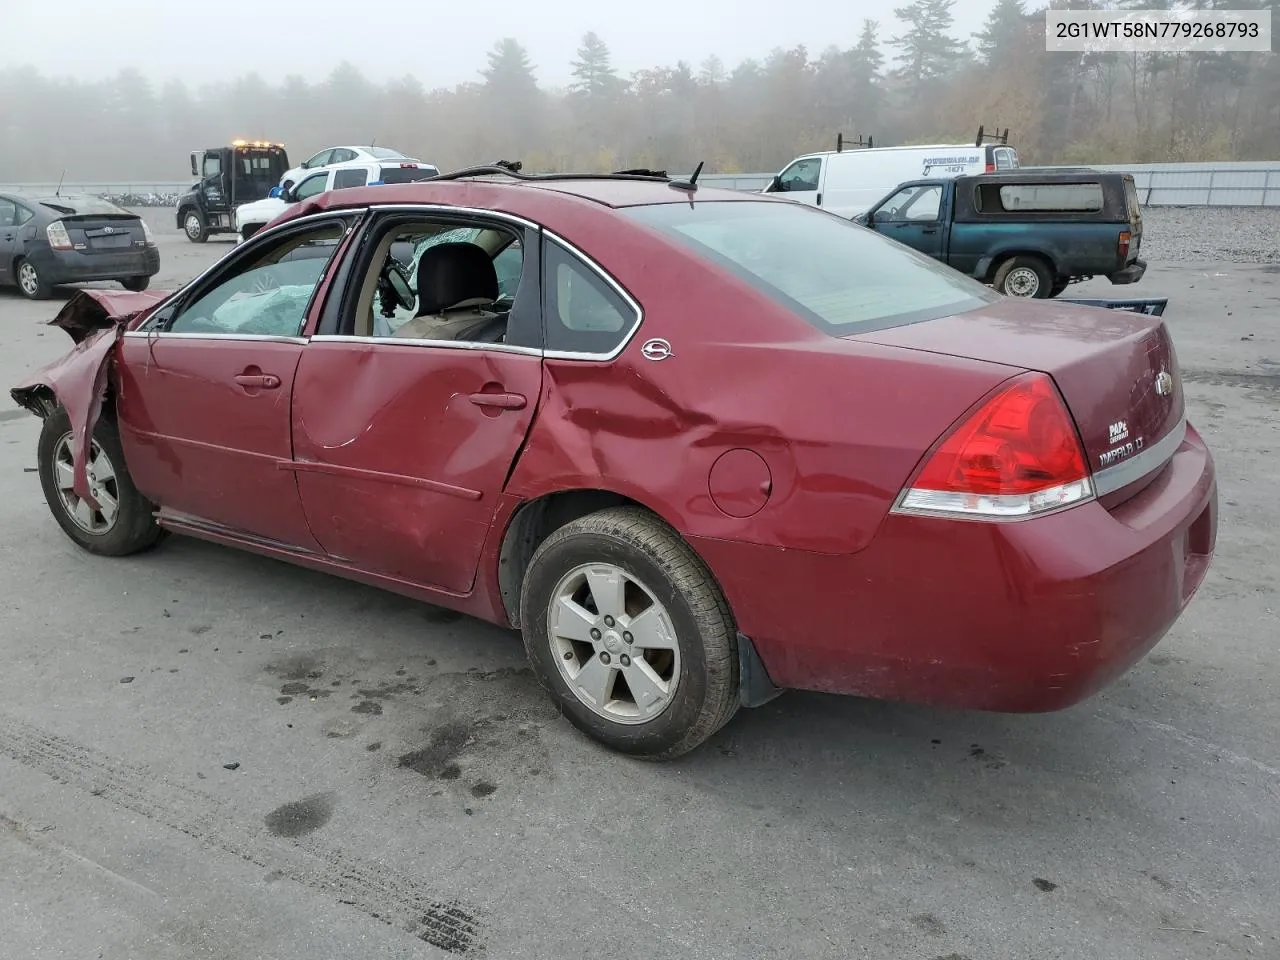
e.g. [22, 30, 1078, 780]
[10, 167, 1217, 759]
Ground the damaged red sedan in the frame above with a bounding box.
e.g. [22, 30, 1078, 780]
[10, 167, 1217, 759]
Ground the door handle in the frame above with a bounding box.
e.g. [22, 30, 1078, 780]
[921, 226, 938, 234]
[468, 392, 526, 410]
[234, 374, 281, 389]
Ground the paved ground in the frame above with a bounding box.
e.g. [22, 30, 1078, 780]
[1, 208, 1277, 960]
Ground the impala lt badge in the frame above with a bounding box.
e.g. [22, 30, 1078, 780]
[1155, 370, 1174, 396]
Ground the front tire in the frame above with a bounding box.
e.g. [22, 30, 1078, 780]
[519, 507, 740, 760]
[37, 406, 165, 557]
[182, 209, 208, 243]
[16, 259, 52, 300]
[993, 255, 1053, 299]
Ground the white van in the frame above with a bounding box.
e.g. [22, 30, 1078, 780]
[763, 129, 1020, 218]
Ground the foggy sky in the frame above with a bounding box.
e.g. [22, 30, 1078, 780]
[3, 0, 994, 89]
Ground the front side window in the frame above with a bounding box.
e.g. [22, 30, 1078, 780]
[294, 173, 330, 201]
[624, 200, 997, 336]
[202, 155, 222, 179]
[876, 184, 942, 221]
[776, 157, 822, 193]
[166, 221, 347, 337]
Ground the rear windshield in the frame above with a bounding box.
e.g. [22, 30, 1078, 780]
[623, 200, 997, 335]
[378, 165, 439, 183]
[36, 195, 131, 217]
[368, 147, 410, 160]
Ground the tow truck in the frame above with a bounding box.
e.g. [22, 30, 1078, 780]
[175, 140, 290, 243]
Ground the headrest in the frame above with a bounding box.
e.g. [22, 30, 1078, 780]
[415, 241, 499, 315]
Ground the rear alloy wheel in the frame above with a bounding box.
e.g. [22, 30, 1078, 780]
[16, 259, 51, 300]
[182, 209, 208, 243]
[121, 276, 150, 292]
[519, 507, 741, 759]
[37, 406, 165, 557]
[994, 256, 1053, 299]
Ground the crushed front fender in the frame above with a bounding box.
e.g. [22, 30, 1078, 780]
[9, 289, 168, 508]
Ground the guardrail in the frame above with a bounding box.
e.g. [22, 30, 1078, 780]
[5, 162, 1280, 207]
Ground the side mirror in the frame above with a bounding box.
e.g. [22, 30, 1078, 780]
[190, 153, 200, 177]
[858, 211, 874, 227]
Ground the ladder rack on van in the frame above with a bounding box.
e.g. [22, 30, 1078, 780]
[975, 126, 1010, 147]
[835, 133, 874, 153]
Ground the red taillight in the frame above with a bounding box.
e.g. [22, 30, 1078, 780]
[1118, 230, 1131, 258]
[985, 162, 995, 173]
[894, 373, 1095, 520]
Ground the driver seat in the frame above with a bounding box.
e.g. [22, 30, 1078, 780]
[392, 241, 501, 341]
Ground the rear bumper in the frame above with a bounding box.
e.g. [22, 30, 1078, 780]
[1108, 259, 1147, 284]
[33, 246, 160, 284]
[690, 422, 1217, 712]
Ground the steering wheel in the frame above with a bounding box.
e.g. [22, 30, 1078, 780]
[376, 261, 415, 316]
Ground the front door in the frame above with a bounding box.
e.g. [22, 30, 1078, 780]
[288, 212, 545, 595]
[871, 182, 946, 260]
[115, 215, 355, 548]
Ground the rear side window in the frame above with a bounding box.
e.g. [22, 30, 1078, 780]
[333, 168, 369, 189]
[542, 238, 637, 356]
[378, 165, 438, 184]
[982, 182, 1104, 213]
[624, 200, 997, 336]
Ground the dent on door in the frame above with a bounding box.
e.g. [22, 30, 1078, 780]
[287, 341, 543, 594]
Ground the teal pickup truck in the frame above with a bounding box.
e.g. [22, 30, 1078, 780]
[853, 168, 1146, 299]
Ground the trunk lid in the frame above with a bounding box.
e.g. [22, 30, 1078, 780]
[37, 197, 147, 253]
[851, 297, 1185, 503]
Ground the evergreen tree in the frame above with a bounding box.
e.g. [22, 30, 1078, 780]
[890, 0, 964, 90]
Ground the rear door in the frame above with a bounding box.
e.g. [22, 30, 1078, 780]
[0, 197, 18, 283]
[289, 211, 544, 594]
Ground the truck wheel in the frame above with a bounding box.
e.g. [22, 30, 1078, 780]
[121, 276, 150, 292]
[1049, 281, 1069, 298]
[994, 256, 1052, 298]
[15, 259, 52, 300]
[182, 209, 208, 243]
[37, 406, 166, 557]
[518, 506, 741, 760]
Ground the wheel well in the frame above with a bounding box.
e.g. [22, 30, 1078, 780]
[989, 250, 1056, 282]
[497, 489, 647, 628]
[10, 383, 58, 419]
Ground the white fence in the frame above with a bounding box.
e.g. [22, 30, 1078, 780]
[5, 162, 1280, 206]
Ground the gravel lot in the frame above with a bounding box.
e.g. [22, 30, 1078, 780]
[1, 206, 1277, 960]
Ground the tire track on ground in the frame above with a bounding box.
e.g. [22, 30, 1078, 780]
[0, 713, 486, 955]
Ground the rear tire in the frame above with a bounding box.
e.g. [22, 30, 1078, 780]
[15, 259, 52, 300]
[121, 276, 150, 292]
[993, 256, 1053, 299]
[518, 506, 740, 760]
[182, 209, 208, 244]
[37, 406, 165, 557]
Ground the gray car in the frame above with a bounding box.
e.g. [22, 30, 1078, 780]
[0, 193, 160, 300]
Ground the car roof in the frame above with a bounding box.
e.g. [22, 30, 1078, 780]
[289, 171, 775, 213]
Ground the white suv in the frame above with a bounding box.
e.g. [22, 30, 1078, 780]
[235, 159, 440, 240]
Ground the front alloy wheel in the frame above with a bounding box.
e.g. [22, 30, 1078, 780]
[52, 433, 120, 534]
